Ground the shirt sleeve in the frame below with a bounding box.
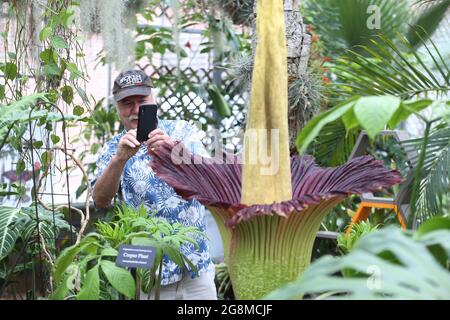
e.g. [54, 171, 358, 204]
[90, 140, 117, 189]
[181, 122, 210, 157]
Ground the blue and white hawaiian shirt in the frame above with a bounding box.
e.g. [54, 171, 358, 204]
[95, 119, 214, 286]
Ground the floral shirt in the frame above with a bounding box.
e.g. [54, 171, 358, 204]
[94, 119, 214, 285]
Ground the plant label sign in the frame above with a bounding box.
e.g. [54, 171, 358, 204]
[116, 245, 156, 270]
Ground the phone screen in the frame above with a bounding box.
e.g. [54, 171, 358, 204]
[137, 104, 158, 142]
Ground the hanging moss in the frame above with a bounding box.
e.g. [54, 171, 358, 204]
[77, 0, 135, 69]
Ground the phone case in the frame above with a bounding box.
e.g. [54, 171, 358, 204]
[137, 104, 158, 142]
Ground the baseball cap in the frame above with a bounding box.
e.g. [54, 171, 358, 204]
[112, 69, 153, 101]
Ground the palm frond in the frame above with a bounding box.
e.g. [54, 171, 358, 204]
[331, 33, 450, 101]
[407, 0, 450, 48]
[311, 119, 359, 167]
[303, 0, 410, 57]
[400, 123, 450, 221]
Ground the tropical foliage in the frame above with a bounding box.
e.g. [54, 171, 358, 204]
[51, 203, 204, 300]
[266, 217, 450, 299]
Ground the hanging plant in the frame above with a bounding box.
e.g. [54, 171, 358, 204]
[77, 0, 136, 68]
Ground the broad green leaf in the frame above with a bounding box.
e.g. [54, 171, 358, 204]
[39, 26, 53, 42]
[164, 245, 184, 268]
[266, 227, 450, 300]
[61, 85, 74, 104]
[77, 264, 100, 300]
[39, 49, 56, 64]
[354, 95, 400, 139]
[4, 63, 17, 81]
[0, 206, 22, 259]
[67, 63, 82, 80]
[0, 84, 4, 100]
[33, 140, 43, 149]
[100, 260, 135, 299]
[44, 63, 60, 76]
[388, 99, 433, 128]
[416, 217, 450, 238]
[60, 9, 75, 28]
[51, 134, 60, 144]
[49, 272, 72, 300]
[101, 247, 118, 257]
[54, 242, 88, 283]
[51, 36, 69, 49]
[342, 108, 359, 131]
[296, 98, 358, 154]
[73, 105, 84, 116]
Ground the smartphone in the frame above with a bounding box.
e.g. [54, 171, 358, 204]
[137, 104, 158, 142]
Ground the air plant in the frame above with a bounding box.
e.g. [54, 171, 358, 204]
[149, 0, 402, 299]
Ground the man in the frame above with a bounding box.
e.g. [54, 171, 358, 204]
[92, 69, 217, 300]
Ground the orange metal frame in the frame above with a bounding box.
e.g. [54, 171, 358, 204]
[345, 201, 407, 236]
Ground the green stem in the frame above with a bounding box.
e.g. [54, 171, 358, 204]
[155, 259, 163, 300]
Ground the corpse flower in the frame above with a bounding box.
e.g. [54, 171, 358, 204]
[150, 147, 401, 299]
[149, 0, 402, 299]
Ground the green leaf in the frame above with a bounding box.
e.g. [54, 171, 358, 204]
[101, 247, 118, 257]
[49, 272, 72, 300]
[67, 63, 82, 80]
[296, 98, 358, 154]
[51, 36, 69, 49]
[388, 99, 433, 128]
[73, 105, 84, 116]
[100, 260, 135, 299]
[59, 9, 75, 28]
[61, 85, 74, 104]
[266, 227, 450, 300]
[77, 264, 100, 300]
[0, 84, 4, 100]
[51, 134, 60, 144]
[33, 140, 43, 149]
[0, 206, 22, 259]
[4, 63, 17, 81]
[39, 26, 53, 42]
[39, 49, 56, 64]
[342, 108, 359, 131]
[43, 63, 61, 76]
[16, 159, 25, 175]
[208, 85, 231, 118]
[354, 95, 400, 139]
[416, 217, 450, 238]
[54, 243, 86, 283]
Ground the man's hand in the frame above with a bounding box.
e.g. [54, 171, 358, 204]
[146, 128, 174, 152]
[116, 129, 140, 163]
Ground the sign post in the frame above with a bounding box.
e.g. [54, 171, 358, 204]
[116, 244, 156, 300]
